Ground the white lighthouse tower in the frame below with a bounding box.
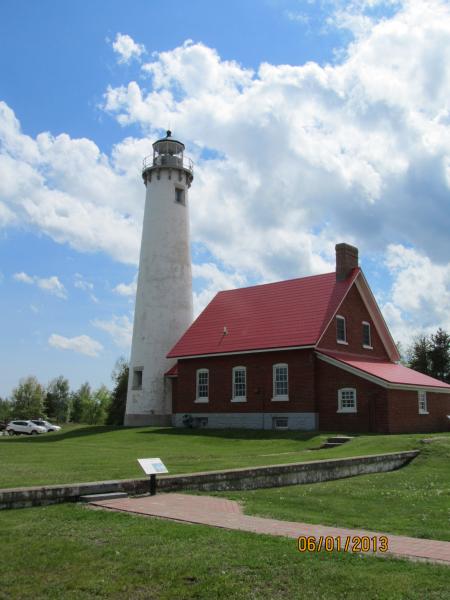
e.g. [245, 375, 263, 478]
[124, 131, 194, 426]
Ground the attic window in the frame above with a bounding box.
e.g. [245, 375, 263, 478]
[362, 321, 372, 348]
[336, 316, 347, 344]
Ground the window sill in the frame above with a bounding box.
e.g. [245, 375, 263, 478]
[231, 397, 247, 403]
[194, 398, 209, 404]
[419, 411, 429, 415]
[363, 345, 373, 350]
[271, 396, 289, 402]
[337, 409, 357, 414]
[337, 340, 348, 345]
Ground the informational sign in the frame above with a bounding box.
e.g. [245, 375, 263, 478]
[137, 458, 168, 475]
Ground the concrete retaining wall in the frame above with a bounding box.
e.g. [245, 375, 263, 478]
[0, 450, 419, 510]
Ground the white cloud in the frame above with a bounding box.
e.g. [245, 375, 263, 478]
[74, 273, 98, 302]
[112, 33, 145, 64]
[92, 315, 133, 349]
[103, 2, 450, 277]
[13, 271, 34, 284]
[48, 333, 103, 357]
[13, 272, 67, 299]
[74, 273, 94, 291]
[192, 262, 247, 316]
[113, 277, 137, 297]
[382, 244, 450, 346]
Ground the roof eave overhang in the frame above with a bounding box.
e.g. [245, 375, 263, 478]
[168, 344, 315, 361]
[316, 352, 450, 393]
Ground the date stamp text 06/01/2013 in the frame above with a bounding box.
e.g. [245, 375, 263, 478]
[297, 536, 389, 553]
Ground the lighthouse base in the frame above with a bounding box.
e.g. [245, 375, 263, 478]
[124, 413, 172, 427]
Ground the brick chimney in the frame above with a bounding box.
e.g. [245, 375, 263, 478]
[336, 243, 359, 281]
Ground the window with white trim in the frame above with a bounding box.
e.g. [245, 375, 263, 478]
[418, 390, 428, 414]
[336, 316, 347, 344]
[232, 366, 247, 401]
[273, 364, 289, 400]
[196, 369, 209, 402]
[337, 388, 357, 413]
[362, 321, 372, 348]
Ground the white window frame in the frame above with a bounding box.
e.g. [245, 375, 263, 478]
[362, 321, 373, 349]
[418, 390, 428, 415]
[195, 369, 209, 403]
[337, 388, 357, 413]
[272, 363, 289, 401]
[336, 315, 348, 345]
[231, 366, 247, 402]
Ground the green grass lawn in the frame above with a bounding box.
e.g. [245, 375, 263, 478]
[213, 436, 450, 541]
[0, 503, 449, 600]
[0, 425, 430, 489]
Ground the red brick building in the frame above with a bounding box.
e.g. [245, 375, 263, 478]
[166, 244, 450, 433]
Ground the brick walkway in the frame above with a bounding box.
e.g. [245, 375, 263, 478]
[91, 493, 450, 565]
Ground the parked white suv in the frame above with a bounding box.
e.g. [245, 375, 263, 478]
[6, 420, 47, 435]
[31, 419, 61, 432]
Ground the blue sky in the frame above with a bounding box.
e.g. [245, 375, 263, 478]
[1, 0, 450, 397]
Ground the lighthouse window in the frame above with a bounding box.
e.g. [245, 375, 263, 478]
[132, 368, 143, 390]
[175, 187, 185, 205]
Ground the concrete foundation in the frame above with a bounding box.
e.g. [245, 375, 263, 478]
[172, 412, 318, 430]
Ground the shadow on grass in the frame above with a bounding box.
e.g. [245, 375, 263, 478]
[138, 427, 322, 442]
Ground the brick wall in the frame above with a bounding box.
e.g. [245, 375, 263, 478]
[387, 389, 450, 433]
[315, 358, 389, 433]
[317, 284, 390, 359]
[173, 349, 317, 414]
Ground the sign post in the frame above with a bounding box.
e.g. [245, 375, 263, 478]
[137, 458, 168, 496]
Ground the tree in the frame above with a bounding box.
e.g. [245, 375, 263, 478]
[11, 376, 45, 419]
[70, 383, 91, 423]
[407, 335, 431, 375]
[83, 385, 111, 425]
[106, 358, 129, 425]
[0, 397, 13, 422]
[407, 328, 450, 384]
[429, 328, 450, 383]
[45, 376, 71, 423]
[395, 341, 408, 366]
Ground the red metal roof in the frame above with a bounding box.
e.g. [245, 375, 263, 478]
[319, 350, 450, 389]
[164, 364, 178, 377]
[168, 269, 360, 358]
